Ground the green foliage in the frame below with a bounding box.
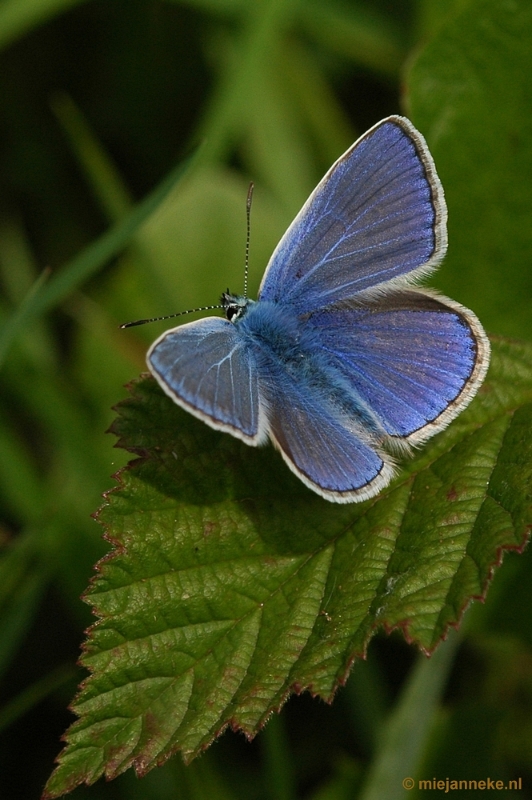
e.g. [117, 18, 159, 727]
[44, 335, 532, 795]
[0, 0, 531, 798]
[407, 0, 532, 341]
[0, 151, 197, 369]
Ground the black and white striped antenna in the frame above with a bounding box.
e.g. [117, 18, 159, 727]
[119, 182, 255, 329]
[244, 182, 254, 299]
[119, 303, 223, 329]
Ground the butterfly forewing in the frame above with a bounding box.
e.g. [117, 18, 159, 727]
[148, 317, 263, 443]
[259, 116, 447, 312]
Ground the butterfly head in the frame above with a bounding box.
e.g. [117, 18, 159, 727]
[221, 291, 253, 324]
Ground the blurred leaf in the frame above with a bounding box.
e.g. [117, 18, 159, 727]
[0, 408, 47, 521]
[44, 336, 532, 795]
[0, 218, 56, 370]
[344, 653, 390, 758]
[406, 0, 532, 340]
[33, 149, 200, 315]
[0, 0, 89, 51]
[245, 54, 320, 217]
[242, 38, 354, 218]
[299, 0, 406, 78]
[0, 531, 49, 679]
[194, 0, 299, 166]
[0, 217, 40, 304]
[414, 0, 472, 40]
[124, 165, 287, 318]
[0, 149, 200, 368]
[0, 664, 75, 734]
[195, 0, 404, 172]
[358, 632, 461, 800]
[419, 701, 514, 788]
[309, 756, 362, 800]
[0, 510, 88, 682]
[167, 0, 245, 14]
[473, 543, 532, 649]
[279, 41, 355, 166]
[51, 92, 132, 222]
[261, 714, 296, 800]
[0, 268, 50, 370]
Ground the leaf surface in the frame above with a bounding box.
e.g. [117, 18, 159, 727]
[407, 0, 532, 341]
[44, 337, 532, 796]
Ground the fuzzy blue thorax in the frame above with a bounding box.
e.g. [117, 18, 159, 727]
[231, 296, 384, 437]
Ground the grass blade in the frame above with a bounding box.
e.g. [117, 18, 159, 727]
[0, 147, 200, 368]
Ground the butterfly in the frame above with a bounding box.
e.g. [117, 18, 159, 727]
[146, 116, 490, 503]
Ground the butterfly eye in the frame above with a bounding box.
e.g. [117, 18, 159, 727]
[221, 291, 248, 323]
[226, 305, 240, 322]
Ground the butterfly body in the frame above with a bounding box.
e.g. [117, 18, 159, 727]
[233, 296, 384, 436]
[147, 116, 490, 503]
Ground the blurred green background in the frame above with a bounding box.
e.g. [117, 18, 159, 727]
[0, 0, 531, 798]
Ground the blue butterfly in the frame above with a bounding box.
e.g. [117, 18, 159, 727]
[147, 116, 490, 503]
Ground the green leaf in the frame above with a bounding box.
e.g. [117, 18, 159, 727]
[44, 336, 532, 796]
[406, 0, 532, 341]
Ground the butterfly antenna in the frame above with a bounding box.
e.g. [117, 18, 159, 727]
[244, 182, 254, 300]
[119, 304, 223, 329]
[122, 183, 255, 329]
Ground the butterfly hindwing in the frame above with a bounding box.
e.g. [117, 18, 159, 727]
[267, 381, 395, 503]
[306, 290, 490, 443]
[148, 317, 264, 444]
[259, 116, 447, 311]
